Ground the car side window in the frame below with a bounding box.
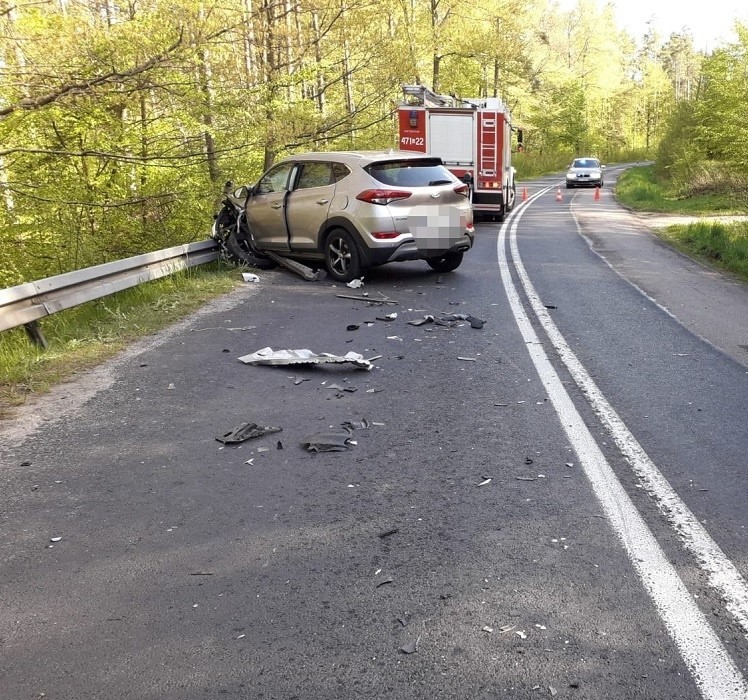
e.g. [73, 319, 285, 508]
[296, 162, 333, 190]
[332, 163, 351, 182]
[256, 163, 294, 195]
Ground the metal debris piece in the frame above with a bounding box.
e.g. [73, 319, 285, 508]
[457, 356, 477, 362]
[399, 636, 420, 654]
[336, 293, 397, 305]
[293, 376, 311, 385]
[242, 272, 260, 282]
[301, 431, 355, 452]
[264, 251, 325, 281]
[397, 616, 409, 627]
[216, 423, 282, 445]
[516, 476, 536, 481]
[50, 537, 62, 543]
[478, 478, 492, 487]
[342, 419, 369, 430]
[544, 304, 557, 310]
[387, 335, 403, 341]
[482, 625, 494, 633]
[346, 278, 364, 289]
[378, 528, 399, 539]
[376, 578, 394, 588]
[239, 347, 374, 371]
[549, 686, 558, 697]
[377, 312, 398, 321]
[515, 630, 527, 639]
[499, 625, 516, 634]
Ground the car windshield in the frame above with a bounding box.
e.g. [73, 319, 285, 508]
[572, 158, 600, 168]
[366, 159, 455, 187]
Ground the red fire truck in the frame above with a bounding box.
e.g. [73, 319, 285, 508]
[397, 84, 517, 221]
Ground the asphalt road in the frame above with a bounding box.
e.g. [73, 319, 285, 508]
[1, 172, 747, 700]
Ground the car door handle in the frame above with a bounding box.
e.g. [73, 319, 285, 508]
[316, 199, 329, 205]
[271, 203, 283, 209]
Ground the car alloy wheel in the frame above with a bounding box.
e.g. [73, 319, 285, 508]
[324, 228, 362, 282]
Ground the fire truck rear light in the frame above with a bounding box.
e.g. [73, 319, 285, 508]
[357, 189, 411, 205]
[453, 184, 470, 197]
[372, 231, 400, 240]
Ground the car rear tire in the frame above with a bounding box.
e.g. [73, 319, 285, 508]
[427, 251, 464, 273]
[324, 228, 362, 282]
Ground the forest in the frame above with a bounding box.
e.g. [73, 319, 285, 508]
[1, 0, 746, 286]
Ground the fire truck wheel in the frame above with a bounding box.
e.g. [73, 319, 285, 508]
[325, 228, 362, 282]
[427, 251, 464, 273]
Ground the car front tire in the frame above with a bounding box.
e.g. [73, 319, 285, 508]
[324, 228, 362, 282]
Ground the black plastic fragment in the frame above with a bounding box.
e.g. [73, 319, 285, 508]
[216, 423, 282, 445]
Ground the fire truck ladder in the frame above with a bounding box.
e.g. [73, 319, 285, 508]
[480, 115, 498, 177]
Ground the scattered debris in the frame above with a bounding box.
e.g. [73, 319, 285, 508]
[457, 356, 477, 362]
[342, 419, 370, 430]
[190, 571, 214, 576]
[494, 403, 509, 407]
[408, 315, 435, 326]
[301, 431, 355, 452]
[499, 625, 516, 634]
[336, 293, 397, 305]
[346, 324, 360, 331]
[239, 347, 374, 371]
[376, 578, 394, 588]
[525, 457, 534, 464]
[326, 384, 358, 393]
[276, 441, 283, 450]
[216, 423, 282, 445]
[50, 537, 62, 543]
[292, 376, 311, 385]
[365, 388, 384, 393]
[399, 636, 420, 654]
[264, 251, 326, 281]
[544, 304, 557, 310]
[387, 335, 403, 341]
[346, 278, 364, 289]
[397, 616, 409, 627]
[549, 686, 558, 697]
[242, 272, 260, 282]
[377, 312, 398, 321]
[478, 478, 492, 487]
[515, 630, 527, 639]
[482, 625, 494, 633]
[378, 528, 399, 539]
[515, 476, 536, 482]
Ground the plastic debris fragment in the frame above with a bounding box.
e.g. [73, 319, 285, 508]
[239, 347, 374, 370]
[216, 423, 282, 445]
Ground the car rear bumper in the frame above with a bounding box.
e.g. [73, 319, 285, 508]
[360, 231, 473, 265]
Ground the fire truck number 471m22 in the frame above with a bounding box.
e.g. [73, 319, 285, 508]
[397, 84, 517, 222]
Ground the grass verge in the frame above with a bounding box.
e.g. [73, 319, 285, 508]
[616, 165, 748, 282]
[0, 263, 241, 418]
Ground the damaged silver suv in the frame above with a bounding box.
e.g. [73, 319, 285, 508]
[213, 151, 475, 282]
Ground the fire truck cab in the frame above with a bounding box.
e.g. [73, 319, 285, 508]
[397, 84, 516, 221]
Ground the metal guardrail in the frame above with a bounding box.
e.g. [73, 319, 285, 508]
[0, 240, 219, 346]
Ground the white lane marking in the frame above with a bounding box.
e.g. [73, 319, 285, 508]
[518, 190, 748, 637]
[497, 194, 748, 700]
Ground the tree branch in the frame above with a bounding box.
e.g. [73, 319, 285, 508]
[0, 31, 184, 120]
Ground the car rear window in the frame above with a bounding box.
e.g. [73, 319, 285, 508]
[366, 159, 455, 187]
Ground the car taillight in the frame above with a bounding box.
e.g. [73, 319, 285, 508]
[454, 183, 470, 197]
[372, 231, 400, 240]
[356, 189, 411, 205]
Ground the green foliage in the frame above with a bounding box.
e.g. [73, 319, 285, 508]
[0, 264, 239, 412]
[0, 0, 737, 287]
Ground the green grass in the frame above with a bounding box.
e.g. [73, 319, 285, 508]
[0, 263, 241, 416]
[616, 165, 747, 215]
[658, 222, 748, 282]
[615, 165, 748, 282]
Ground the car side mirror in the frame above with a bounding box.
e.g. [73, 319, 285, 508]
[601, 165, 606, 169]
[234, 185, 249, 199]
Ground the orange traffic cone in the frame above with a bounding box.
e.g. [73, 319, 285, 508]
[594, 186, 601, 201]
[522, 186, 528, 202]
[555, 188, 562, 202]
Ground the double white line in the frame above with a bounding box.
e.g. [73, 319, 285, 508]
[497, 189, 748, 700]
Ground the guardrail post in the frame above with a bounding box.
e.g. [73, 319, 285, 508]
[24, 321, 49, 349]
